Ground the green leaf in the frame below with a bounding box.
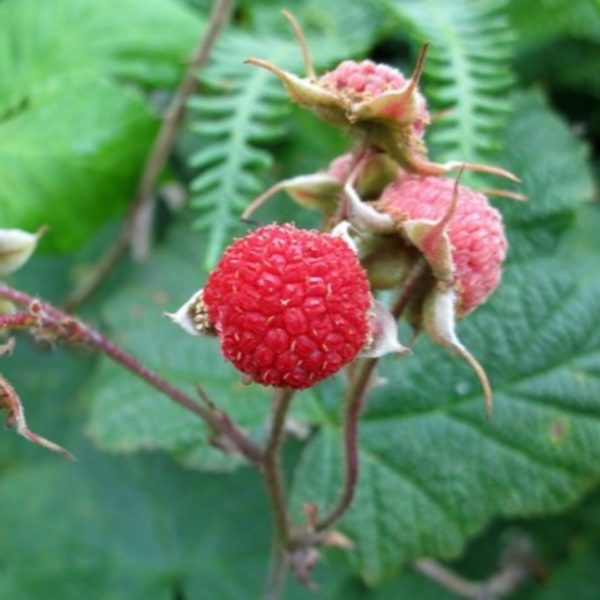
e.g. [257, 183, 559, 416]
[0, 443, 273, 598]
[0, 0, 202, 251]
[388, 0, 515, 165]
[0, 0, 201, 115]
[293, 254, 600, 584]
[534, 547, 600, 600]
[0, 79, 158, 251]
[508, 0, 600, 45]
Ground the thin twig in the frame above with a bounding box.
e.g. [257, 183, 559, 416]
[65, 0, 235, 311]
[263, 388, 295, 544]
[262, 387, 295, 599]
[0, 283, 262, 465]
[316, 259, 430, 532]
[264, 536, 289, 600]
[414, 557, 528, 599]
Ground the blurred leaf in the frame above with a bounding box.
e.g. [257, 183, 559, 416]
[0, 0, 201, 115]
[534, 547, 600, 599]
[0, 444, 274, 598]
[0, 0, 202, 251]
[508, 0, 600, 45]
[0, 80, 157, 251]
[497, 91, 594, 262]
[388, 0, 515, 165]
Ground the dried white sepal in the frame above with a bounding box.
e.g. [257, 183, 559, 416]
[423, 287, 493, 417]
[0, 374, 74, 460]
[360, 301, 409, 358]
[165, 289, 208, 336]
[344, 180, 395, 234]
[330, 220, 358, 254]
[242, 174, 340, 220]
[0, 226, 46, 277]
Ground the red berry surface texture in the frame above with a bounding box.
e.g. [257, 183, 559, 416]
[203, 224, 372, 388]
[379, 175, 508, 315]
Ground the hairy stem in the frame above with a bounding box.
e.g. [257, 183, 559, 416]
[65, 0, 235, 311]
[316, 259, 430, 532]
[0, 283, 262, 465]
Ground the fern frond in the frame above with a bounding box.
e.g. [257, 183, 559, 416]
[187, 32, 298, 269]
[389, 0, 515, 166]
[187, 2, 389, 268]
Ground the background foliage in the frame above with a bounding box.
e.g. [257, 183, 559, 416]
[1, 0, 599, 597]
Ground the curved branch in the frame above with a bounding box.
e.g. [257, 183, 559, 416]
[0, 283, 262, 465]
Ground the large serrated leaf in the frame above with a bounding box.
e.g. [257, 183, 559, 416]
[292, 255, 600, 584]
[497, 92, 594, 262]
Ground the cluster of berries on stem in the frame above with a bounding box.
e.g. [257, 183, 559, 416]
[168, 10, 523, 591]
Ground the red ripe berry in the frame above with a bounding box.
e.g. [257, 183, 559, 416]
[203, 224, 372, 389]
[378, 176, 508, 315]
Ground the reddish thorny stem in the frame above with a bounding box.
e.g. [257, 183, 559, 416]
[0, 283, 262, 465]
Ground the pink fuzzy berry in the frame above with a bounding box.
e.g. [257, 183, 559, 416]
[320, 60, 406, 101]
[319, 60, 429, 135]
[379, 176, 508, 315]
[203, 224, 371, 388]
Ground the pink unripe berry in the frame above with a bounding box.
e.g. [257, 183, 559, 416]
[378, 176, 508, 315]
[203, 224, 372, 389]
[320, 60, 429, 136]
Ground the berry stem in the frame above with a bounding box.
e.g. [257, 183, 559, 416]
[316, 259, 430, 532]
[262, 387, 295, 600]
[0, 282, 263, 465]
[64, 0, 235, 311]
[264, 536, 289, 600]
[262, 387, 295, 545]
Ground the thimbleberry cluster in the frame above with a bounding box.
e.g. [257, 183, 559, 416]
[172, 12, 522, 409]
[202, 225, 371, 388]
